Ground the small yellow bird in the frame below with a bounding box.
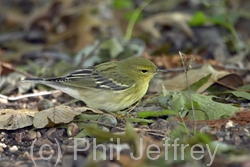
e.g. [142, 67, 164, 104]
[24, 56, 158, 112]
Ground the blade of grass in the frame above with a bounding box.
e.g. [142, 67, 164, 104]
[124, 0, 152, 41]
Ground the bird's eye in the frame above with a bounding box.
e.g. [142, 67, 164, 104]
[141, 70, 148, 73]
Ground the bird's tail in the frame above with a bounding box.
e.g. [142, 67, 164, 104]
[23, 77, 45, 83]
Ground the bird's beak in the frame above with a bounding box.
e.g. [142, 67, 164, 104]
[156, 69, 169, 73]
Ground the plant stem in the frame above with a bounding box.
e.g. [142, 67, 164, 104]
[124, 0, 152, 41]
[179, 51, 196, 135]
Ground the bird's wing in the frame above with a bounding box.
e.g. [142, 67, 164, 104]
[92, 71, 134, 91]
[43, 67, 96, 87]
[48, 66, 135, 91]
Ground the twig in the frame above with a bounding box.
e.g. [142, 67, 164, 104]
[158, 64, 202, 73]
[212, 65, 250, 71]
[179, 51, 196, 134]
[159, 64, 250, 74]
[0, 90, 61, 101]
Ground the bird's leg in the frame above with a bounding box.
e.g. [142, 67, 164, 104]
[126, 100, 141, 114]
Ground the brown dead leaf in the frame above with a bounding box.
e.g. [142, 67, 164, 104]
[33, 106, 85, 128]
[0, 62, 15, 76]
[74, 106, 103, 114]
[139, 12, 193, 39]
[215, 73, 244, 89]
[0, 61, 33, 78]
[231, 110, 250, 126]
[1, 11, 26, 28]
[22, 0, 75, 31]
[47, 7, 103, 51]
[0, 109, 36, 130]
[150, 64, 244, 93]
[193, 110, 250, 131]
[20, 0, 104, 51]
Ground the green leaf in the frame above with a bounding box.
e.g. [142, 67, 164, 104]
[170, 124, 189, 138]
[230, 91, 250, 100]
[210, 14, 227, 24]
[137, 110, 178, 118]
[168, 92, 239, 120]
[189, 11, 208, 26]
[26, 59, 44, 76]
[221, 84, 250, 100]
[238, 84, 250, 91]
[188, 133, 213, 146]
[157, 95, 173, 108]
[127, 117, 154, 123]
[209, 14, 231, 29]
[171, 92, 187, 113]
[75, 114, 100, 122]
[74, 128, 92, 138]
[113, 0, 133, 9]
[100, 38, 124, 58]
[184, 74, 212, 92]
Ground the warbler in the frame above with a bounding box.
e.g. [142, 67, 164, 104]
[24, 56, 158, 112]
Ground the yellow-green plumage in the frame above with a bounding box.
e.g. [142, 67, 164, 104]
[24, 56, 157, 112]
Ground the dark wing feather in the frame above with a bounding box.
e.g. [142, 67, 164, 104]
[92, 71, 133, 91]
[44, 66, 135, 91]
[42, 67, 96, 87]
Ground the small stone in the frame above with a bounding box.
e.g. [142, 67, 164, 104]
[9, 145, 18, 152]
[0, 142, 7, 148]
[37, 99, 54, 111]
[225, 120, 235, 128]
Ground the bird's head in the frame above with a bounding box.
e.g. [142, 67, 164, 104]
[118, 57, 158, 83]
